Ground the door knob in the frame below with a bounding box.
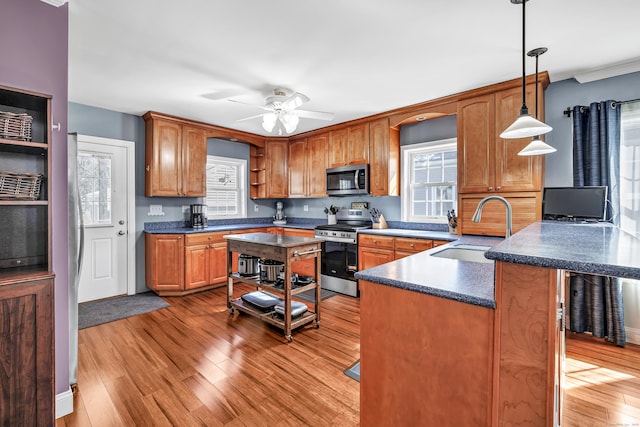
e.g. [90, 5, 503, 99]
[118, 230, 126, 236]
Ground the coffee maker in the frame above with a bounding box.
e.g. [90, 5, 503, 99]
[190, 204, 208, 229]
[273, 201, 287, 225]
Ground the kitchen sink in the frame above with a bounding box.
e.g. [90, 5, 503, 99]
[430, 245, 493, 263]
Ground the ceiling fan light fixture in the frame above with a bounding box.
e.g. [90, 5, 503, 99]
[281, 113, 299, 134]
[262, 112, 277, 132]
[518, 135, 557, 156]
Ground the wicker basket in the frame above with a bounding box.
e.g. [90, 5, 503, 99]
[0, 111, 33, 141]
[0, 172, 43, 200]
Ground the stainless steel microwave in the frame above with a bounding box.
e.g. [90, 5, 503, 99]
[326, 164, 369, 196]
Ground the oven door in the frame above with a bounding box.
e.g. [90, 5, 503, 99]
[320, 240, 359, 297]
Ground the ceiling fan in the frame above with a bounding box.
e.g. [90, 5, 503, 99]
[232, 89, 334, 135]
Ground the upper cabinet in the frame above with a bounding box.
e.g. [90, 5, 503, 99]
[369, 117, 400, 196]
[288, 133, 329, 198]
[457, 83, 543, 194]
[265, 139, 288, 198]
[143, 112, 207, 197]
[329, 123, 369, 167]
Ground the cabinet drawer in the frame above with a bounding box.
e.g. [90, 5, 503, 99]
[432, 240, 451, 248]
[394, 238, 432, 253]
[359, 234, 395, 250]
[185, 232, 226, 245]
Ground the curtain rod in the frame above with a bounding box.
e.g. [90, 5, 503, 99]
[563, 98, 640, 117]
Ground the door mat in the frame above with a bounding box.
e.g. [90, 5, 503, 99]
[344, 360, 360, 382]
[294, 288, 338, 303]
[79, 292, 170, 330]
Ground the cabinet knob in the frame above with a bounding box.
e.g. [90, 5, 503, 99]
[488, 186, 493, 191]
[410, 244, 414, 248]
[146, 165, 150, 172]
[496, 186, 501, 191]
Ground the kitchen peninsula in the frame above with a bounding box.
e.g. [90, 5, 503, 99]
[355, 221, 640, 426]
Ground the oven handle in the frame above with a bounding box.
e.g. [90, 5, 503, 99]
[293, 248, 323, 257]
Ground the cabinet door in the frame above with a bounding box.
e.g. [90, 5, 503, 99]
[369, 118, 400, 196]
[348, 123, 370, 165]
[145, 234, 184, 291]
[283, 228, 316, 277]
[458, 192, 541, 237]
[307, 133, 328, 197]
[266, 139, 289, 198]
[457, 94, 495, 193]
[185, 244, 209, 290]
[328, 128, 348, 167]
[209, 242, 228, 284]
[494, 85, 543, 192]
[0, 276, 54, 425]
[181, 126, 207, 197]
[146, 119, 182, 196]
[288, 138, 308, 197]
[358, 247, 395, 271]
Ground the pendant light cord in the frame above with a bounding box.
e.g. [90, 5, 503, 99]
[520, 0, 528, 115]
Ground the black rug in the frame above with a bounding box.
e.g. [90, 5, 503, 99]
[294, 288, 338, 303]
[344, 360, 360, 382]
[78, 292, 170, 330]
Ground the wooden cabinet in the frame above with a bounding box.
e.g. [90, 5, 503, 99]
[358, 235, 396, 271]
[457, 84, 543, 194]
[145, 233, 185, 292]
[458, 192, 541, 237]
[143, 112, 207, 197]
[394, 237, 433, 259]
[329, 123, 369, 168]
[0, 275, 55, 426]
[369, 118, 400, 196]
[288, 134, 329, 198]
[265, 139, 288, 198]
[146, 232, 232, 296]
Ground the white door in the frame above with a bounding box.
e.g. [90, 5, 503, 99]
[77, 137, 133, 303]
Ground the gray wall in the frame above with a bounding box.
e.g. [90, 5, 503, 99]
[544, 71, 640, 187]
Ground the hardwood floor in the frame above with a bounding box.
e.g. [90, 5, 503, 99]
[58, 285, 640, 426]
[57, 284, 360, 426]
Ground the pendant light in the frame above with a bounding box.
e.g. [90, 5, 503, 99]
[500, 0, 552, 139]
[519, 47, 557, 156]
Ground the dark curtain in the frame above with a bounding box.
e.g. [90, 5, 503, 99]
[570, 100, 625, 346]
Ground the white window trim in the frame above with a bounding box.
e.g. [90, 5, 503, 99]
[205, 155, 247, 219]
[401, 138, 457, 223]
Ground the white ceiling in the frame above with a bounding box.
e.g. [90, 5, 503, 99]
[68, 0, 640, 137]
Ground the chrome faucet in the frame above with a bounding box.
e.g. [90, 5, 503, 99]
[472, 196, 513, 238]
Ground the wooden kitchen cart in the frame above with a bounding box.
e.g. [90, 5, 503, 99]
[225, 232, 324, 342]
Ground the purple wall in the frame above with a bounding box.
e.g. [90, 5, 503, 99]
[1, 0, 69, 395]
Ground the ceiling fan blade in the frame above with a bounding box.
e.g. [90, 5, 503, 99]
[201, 89, 251, 101]
[280, 92, 310, 110]
[228, 99, 273, 111]
[290, 109, 334, 121]
[236, 113, 267, 122]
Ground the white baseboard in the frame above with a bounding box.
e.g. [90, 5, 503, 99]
[626, 326, 640, 345]
[56, 387, 74, 419]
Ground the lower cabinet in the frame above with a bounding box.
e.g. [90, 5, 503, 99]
[0, 274, 54, 426]
[358, 234, 453, 269]
[145, 233, 185, 293]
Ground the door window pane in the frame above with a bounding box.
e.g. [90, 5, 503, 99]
[78, 153, 112, 226]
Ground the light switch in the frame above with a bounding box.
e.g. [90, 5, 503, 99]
[303, 205, 309, 212]
[254, 205, 259, 212]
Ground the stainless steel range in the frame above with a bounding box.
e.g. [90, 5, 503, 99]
[314, 208, 371, 297]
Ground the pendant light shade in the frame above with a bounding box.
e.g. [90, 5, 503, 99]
[518, 135, 557, 156]
[501, 0, 552, 139]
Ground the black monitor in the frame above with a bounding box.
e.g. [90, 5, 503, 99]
[542, 186, 608, 221]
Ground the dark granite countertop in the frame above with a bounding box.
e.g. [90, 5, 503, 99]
[358, 228, 457, 241]
[485, 221, 640, 280]
[224, 232, 324, 248]
[355, 235, 502, 309]
[144, 222, 321, 234]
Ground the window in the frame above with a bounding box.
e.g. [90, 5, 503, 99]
[77, 152, 112, 226]
[620, 102, 640, 238]
[401, 138, 457, 223]
[205, 155, 247, 218]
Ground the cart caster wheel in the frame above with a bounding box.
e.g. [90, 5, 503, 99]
[286, 335, 293, 343]
[228, 307, 234, 314]
[315, 321, 320, 329]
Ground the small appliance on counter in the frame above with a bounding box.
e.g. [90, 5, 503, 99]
[273, 201, 287, 225]
[190, 204, 208, 229]
[238, 254, 260, 277]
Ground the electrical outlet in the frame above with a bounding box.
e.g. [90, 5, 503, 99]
[303, 205, 309, 212]
[254, 205, 259, 212]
